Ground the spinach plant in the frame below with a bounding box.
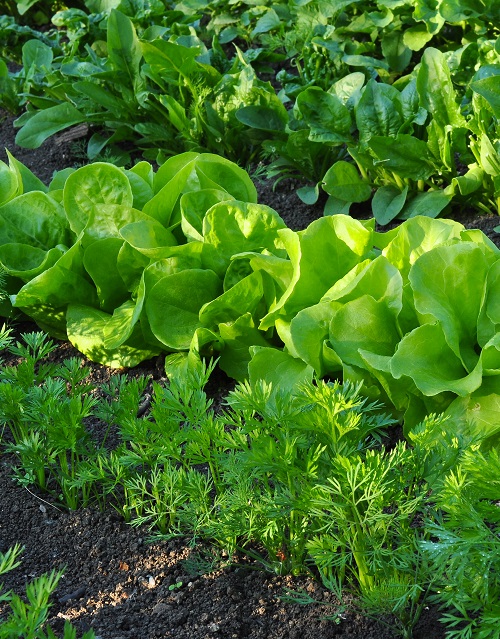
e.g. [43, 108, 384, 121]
[294, 47, 500, 221]
[9, 9, 284, 165]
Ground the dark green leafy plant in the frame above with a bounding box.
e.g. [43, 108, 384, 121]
[290, 47, 500, 221]
[0, 15, 59, 64]
[1, 0, 499, 219]
[7, 9, 286, 165]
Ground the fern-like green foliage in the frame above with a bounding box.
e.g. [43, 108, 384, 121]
[3, 330, 500, 638]
[0, 544, 94, 639]
[422, 447, 500, 639]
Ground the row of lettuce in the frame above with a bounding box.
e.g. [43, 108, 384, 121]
[1, 1, 500, 223]
[1, 152, 500, 447]
[1, 329, 500, 638]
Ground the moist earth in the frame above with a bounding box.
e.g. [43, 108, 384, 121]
[0, 109, 492, 638]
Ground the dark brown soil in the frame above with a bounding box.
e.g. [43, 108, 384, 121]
[1, 108, 490, 639]
[0, 109, 78, 186]
[0, 455, 385, 639]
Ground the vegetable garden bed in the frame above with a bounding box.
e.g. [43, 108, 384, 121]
[0, 112, 451, 639]
[0, 109, 494, 639]
[1, 2, 500, 637]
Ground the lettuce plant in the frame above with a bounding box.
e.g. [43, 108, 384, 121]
[0, 151, 282, 379]
[3, 151, 500, 438]
[247, 213, 500, 439]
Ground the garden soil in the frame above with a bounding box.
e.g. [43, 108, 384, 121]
[0, 109, 494, 639]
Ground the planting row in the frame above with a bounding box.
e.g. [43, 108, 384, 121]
[1, 1, 500, 221]
[0, 328, 499, 638]
[1, 153, 500, 438]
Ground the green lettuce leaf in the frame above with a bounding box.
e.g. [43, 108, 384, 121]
[260, 215, 373, 329]
[67, 303, 159, 368]
[146, 269, 222, 349]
